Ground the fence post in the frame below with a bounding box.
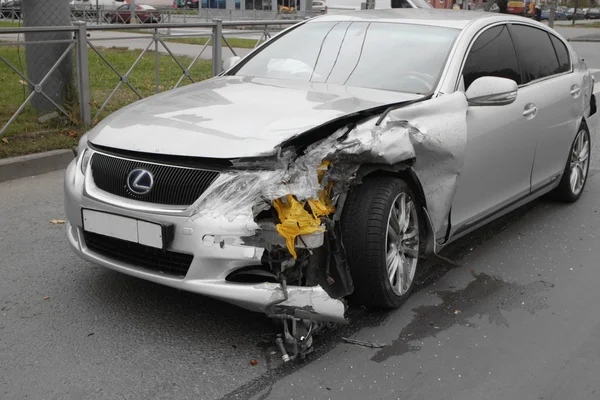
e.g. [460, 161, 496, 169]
[167, 11, 171, 36]
[74, 21, 92, 127]
[154, 28, 159, 94]
[212, 19, 223, 76]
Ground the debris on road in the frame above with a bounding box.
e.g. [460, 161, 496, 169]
[50, 220, 65, 225]
[342, 337, 387, 348]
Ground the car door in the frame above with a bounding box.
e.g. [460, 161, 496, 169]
[508, 25, 581, 189]
[450, 24, 540, 237]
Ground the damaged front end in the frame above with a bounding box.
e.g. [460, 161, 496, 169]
[190, 93, 468, 361]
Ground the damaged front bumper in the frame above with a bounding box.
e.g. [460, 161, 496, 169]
[64, 158, 347, 324]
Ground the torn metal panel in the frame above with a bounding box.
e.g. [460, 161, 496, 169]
[190, 92, 467, 334]
[194, 93, 468, 251]
[379, 92, 469, 238]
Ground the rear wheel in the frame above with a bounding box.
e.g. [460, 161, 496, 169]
[341, 176, 426, 309]
[552, 124, 591, 202]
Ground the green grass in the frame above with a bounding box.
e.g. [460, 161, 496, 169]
[0, 20, 22, 28]
[578, 21, 600, 28]
[111, 30, 264, 49]
[163, 36, 264, 49]
[558, 21, 600, 28]
[0, 46, 212, 158]
[171, 9, 201, 15]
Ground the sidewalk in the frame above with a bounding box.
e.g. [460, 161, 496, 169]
[86, 30, 253, 60]
[0, 29, 255, 61]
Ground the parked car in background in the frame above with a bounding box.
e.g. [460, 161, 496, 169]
[506, 0, 533, 15]
[473, 3, 499, 12]
[0, 0, 20, 19]
[586, 7, 600, 19]
[312, 0, 328, 13]
[328, 0, 431, 11]
[566, 7, 586, 20]
[105, 4, 161, 22]
[183, 0, 200, 8]
[541, 6, 567, 20]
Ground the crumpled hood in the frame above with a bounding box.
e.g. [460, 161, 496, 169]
[88, 76, 422, 158]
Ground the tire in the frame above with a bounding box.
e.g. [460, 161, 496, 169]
[340, 176, 426, 309]
[552, 124, 591, 202]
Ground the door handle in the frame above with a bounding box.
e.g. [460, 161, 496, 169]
[523, 104, 537, 118]
[570, 85, 581, 98]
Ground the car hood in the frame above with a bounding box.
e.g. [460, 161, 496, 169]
[88, 76, 423, 158]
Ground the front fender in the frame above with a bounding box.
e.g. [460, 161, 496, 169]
[380, 92, 469, 242]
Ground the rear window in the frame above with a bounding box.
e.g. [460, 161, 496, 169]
[549, 34, 571, 73]
[509, 25, 560, 83]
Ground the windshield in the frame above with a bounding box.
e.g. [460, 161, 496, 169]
[232, 22, 459, 94]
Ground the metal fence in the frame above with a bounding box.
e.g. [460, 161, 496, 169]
[0, 6, 320, 24]
[0, 19, 297, 137]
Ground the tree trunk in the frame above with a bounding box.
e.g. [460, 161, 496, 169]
[22, 0, 74, 113]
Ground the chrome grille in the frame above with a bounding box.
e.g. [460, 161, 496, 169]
[90, 152, 220, 206]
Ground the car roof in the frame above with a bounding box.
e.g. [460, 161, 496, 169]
[309, 8, 536, 29]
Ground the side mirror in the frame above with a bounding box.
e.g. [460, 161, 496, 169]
[222, 56, 242, 71]
[465, 76, 518, 106]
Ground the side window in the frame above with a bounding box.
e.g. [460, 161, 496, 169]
[549, 34, 571, 73]
[509, 25, 560, 83]
[463, 25, 521, 90]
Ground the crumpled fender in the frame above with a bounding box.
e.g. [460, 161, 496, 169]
[381, 92, 469, 239]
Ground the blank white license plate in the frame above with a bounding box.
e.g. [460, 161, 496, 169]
[82, 209, 164, 249]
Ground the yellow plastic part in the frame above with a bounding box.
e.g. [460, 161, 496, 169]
[272, 161, 336, 259]
[273, 195, 324, 259]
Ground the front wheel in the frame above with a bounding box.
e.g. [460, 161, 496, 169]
[552, 125, 591, 202]
[341, 176, 426, 309]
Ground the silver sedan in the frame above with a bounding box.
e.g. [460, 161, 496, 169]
[65, 9, 597, 357]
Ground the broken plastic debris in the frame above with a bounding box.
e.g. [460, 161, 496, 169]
[250, 359, 258, 366]
[342, 337, 386, 348]
[43, 296, 49, 300]
[50, 220, 65, 225]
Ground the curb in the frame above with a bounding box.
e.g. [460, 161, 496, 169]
[0, 149, 74, 184]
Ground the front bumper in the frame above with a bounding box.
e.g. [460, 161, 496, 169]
[64, 157, 346, 323]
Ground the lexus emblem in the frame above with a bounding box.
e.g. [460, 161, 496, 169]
[127, 169, 154, 195]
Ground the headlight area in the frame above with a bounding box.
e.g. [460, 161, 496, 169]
[75, 135, 91, 175]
